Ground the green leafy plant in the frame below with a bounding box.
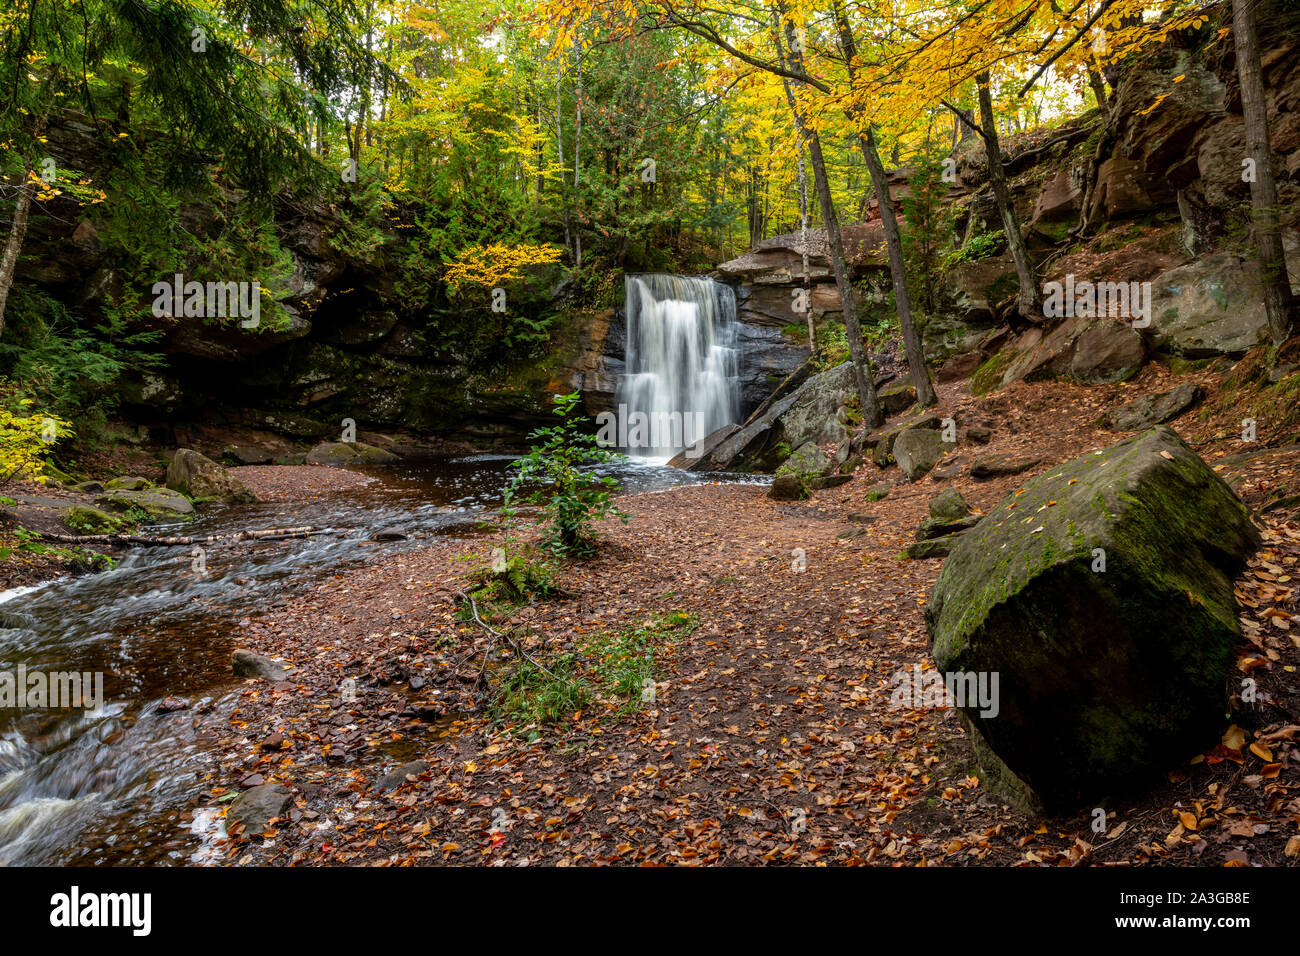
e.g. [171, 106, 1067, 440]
[504, 391, 628, 558]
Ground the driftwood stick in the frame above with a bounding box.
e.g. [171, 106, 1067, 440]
[37, 526, 330, 547]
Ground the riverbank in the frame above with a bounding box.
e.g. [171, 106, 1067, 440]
[201, 373, 1300, 866]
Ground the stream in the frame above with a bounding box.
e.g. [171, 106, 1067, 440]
[0, 455, 745, 866]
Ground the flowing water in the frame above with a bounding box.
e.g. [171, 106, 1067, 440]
[619, 275, 741, 459]
[0, 455, 743, 866]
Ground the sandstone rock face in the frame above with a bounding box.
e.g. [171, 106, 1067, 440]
[1146, 254, 1284, 356]
[167, 449, 258, 503]
[696, 361, 865, 472]
[925, 427, 1260, 811]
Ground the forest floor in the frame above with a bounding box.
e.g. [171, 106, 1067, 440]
[198, 362, 1300, 867]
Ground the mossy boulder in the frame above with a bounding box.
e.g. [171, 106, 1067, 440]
[104, 476, 151, 491]
[63, 505, 127, 534]
[924, 426, 1260, 812]
[306, 441, 400, 466]
[166, 449, 259, 503]
[97, 488, 195, 518]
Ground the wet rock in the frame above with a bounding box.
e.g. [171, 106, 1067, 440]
[157, 696, 190, 713]
[222, 444, 275, 465]
[167, 448, 258, 503]
[666, 424, 739, 470]
[376, 760, 429, 792]
[1100, 382, 1203, 431]
[0, 610, 36, 630]
[371, 527, 408, 542]
[925, 426, 1260, 812]
[227, 784, 293, 833]
[260, 732, 285, 751]
[306, 441, 400, 467]
[970, 453, 1041, 479]
[232, 649, 293, 682]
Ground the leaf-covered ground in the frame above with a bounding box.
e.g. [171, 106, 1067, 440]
[198, 369, 1300, 866]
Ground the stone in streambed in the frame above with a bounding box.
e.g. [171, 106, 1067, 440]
[232, 649, 293, 682]
[227, 784, 293, 833]
[166, 448, 258, 503]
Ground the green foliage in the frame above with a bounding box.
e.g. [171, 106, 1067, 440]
[943, 229, 1004, 269]
[469, 546, 558, 607]
[491, 611, 696, 734]
[505, 391, 628, 558]
[0, 288, 162, 436]
[899, 157, 953, 312]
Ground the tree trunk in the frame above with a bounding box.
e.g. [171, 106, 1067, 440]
[831, 0, 936, 406]
[0, 150, 39, 336]
[796, 139, 817, 352]
[775, 6, 881, 427]
[1233, 0, 1296, 345]
[976, 71, 1039, 321]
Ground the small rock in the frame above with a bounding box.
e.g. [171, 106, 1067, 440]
[929, 489, 973, 522]
[966, 427, 993, 444]
[372, 527, 409, 542]
[104, 476, 151, 491]
[376, 760, 429, 792]
[970, 454, 1042, 479]
[893, 429, 948, 481]
[1100, 383, 1204, 431]
[157, 696, 190, 713]
[768, 473, 807, 501]
[232, 649, 292, 682]
[260, 732, 285, 751]
[227, 784, 292, 833]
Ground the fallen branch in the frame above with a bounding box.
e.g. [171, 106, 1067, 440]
[37, 526, 330, 547]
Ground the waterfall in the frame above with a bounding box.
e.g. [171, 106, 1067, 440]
[618, 274, 740, 459]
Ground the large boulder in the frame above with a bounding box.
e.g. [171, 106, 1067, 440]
[924, 427, 1260, 811]
[166, 449, 258, 503]
[695, 361, 864, 472]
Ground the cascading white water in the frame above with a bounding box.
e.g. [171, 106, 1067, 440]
[618, 275, 740, 459]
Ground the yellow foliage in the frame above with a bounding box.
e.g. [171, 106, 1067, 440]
[443, 242, 565, 292]
[0, 401, 73, 487]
